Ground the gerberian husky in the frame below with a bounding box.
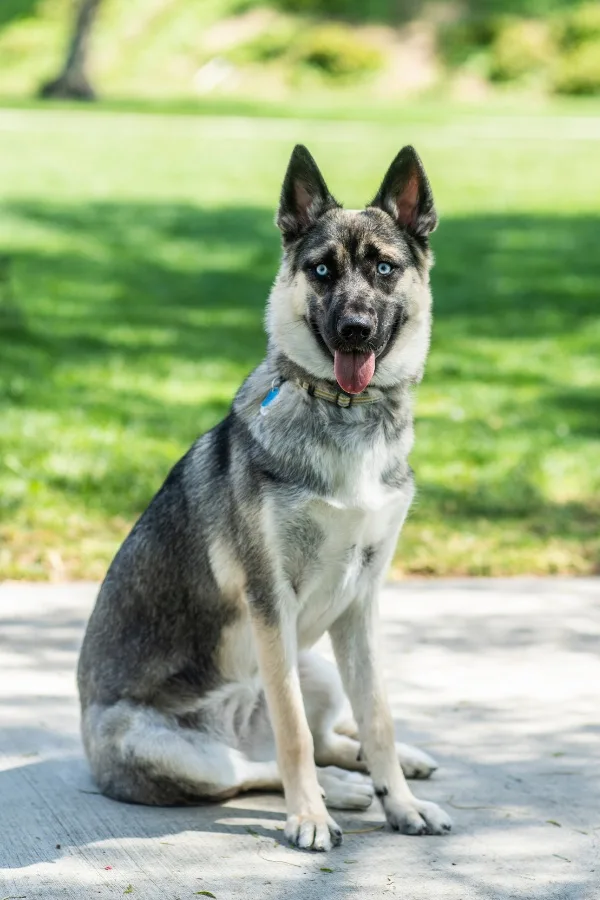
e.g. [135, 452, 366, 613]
[77, 144, 451, 851]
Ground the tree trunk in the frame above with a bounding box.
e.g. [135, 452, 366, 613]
[39, 0, 104, 100]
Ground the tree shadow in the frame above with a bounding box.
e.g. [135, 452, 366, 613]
[1, 721, 597, 899]
[0, 200, 276, 378]
[0, 201, 278, 524]
[432, 213, 598, 337]
[0, 201, 598, 566]
[1, 581, 599, 898]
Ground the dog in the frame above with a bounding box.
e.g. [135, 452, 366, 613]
[77, 143, 451, 852]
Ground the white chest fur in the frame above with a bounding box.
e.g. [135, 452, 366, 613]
[322, 424, 412, 512]
[294, 486, 411, 648]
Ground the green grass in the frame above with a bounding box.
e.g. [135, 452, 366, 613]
[0, 103, 599, 579]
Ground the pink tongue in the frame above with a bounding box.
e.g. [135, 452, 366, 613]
[334, 351, 376, 395]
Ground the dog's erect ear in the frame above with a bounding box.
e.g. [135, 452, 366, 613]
[277, 144, 339, 242]
[369, 146, 437, 238]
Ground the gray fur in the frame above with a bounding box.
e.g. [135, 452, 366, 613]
[78, 144, 451, 845]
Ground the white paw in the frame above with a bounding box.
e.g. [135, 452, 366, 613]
[397, 742, 438, 780]
[380, 794, 452, 836]
[317, 766, 374, 810]
[285, 810, 343, 851]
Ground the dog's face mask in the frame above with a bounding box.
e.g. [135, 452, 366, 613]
[267, 144, 438, 392]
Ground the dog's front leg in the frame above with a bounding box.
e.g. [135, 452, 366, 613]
[329, 597, 452, 836]
[250, 603, 342, 851]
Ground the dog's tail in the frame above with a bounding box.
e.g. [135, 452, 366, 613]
[81, 700, 281, 805]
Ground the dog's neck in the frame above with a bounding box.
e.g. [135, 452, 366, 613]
[268, 348, 407, 406]
[234, 348, 416, 507]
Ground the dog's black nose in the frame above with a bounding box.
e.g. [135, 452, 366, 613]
[337, 315, 374, 343]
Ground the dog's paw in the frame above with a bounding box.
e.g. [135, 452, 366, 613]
[381, 796, 452, 836]
[317, 766, 374, 811]
[397, 742, 438, 780]
[285, 811, 343, 851]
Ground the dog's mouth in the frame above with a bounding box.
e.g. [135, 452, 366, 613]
[333, 350, 375, 394]
[309, 313, 378, 393]
[306, 311, 405, 395]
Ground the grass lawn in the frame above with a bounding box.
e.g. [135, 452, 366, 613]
[0, 103, 599, 580]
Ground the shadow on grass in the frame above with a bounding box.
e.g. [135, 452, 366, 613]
[0, 200, 598, 564]
[0, 202, 274, 375]
[0, 202, 275, 517]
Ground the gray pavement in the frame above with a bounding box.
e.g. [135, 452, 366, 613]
[1, 578, 599, 899]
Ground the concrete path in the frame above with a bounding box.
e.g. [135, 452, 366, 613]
[1, 579, 598, 899]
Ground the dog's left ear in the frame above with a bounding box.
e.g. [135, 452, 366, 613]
[277, 144, 339, 243]
[369, 146, 437, 238]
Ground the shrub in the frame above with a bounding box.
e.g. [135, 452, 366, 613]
[274, 0, 347, 13]
[437, 16, 499, 68]
[235, 27, 296, 63]
[555, 3, 600, 49]
[553, 40, 600, 94]
[489, 18, 553, 82]
[272, 0, 390, 19]
[297, 24, 383, 80]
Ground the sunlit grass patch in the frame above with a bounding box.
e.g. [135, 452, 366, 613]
[0, 104, 598, 578]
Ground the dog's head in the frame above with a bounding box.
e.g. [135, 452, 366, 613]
[267, 144, 437, 393]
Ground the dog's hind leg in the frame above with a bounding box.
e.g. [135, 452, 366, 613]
[86, 698, 374, 812]
[299, 651, 438, 781]
[83, 701, 282, 805]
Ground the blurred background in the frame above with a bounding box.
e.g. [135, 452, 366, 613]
[0, 0, 598, 581]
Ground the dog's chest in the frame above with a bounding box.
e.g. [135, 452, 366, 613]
[254, 386, 415, 644]
[285, 486, 410, 648]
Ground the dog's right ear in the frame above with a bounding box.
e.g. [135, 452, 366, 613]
[277, 145, 339, 243]
[369, 145, 437, 238]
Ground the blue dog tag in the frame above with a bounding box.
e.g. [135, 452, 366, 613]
[260, 384, 281, 416]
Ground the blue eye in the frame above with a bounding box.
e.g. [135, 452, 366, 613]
[315, 263, 329, 277]
[377, 262, 392, 275]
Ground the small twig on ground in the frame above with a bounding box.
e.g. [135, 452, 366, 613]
[447, 798, 511, 811]
[257, 846, 303, 868]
